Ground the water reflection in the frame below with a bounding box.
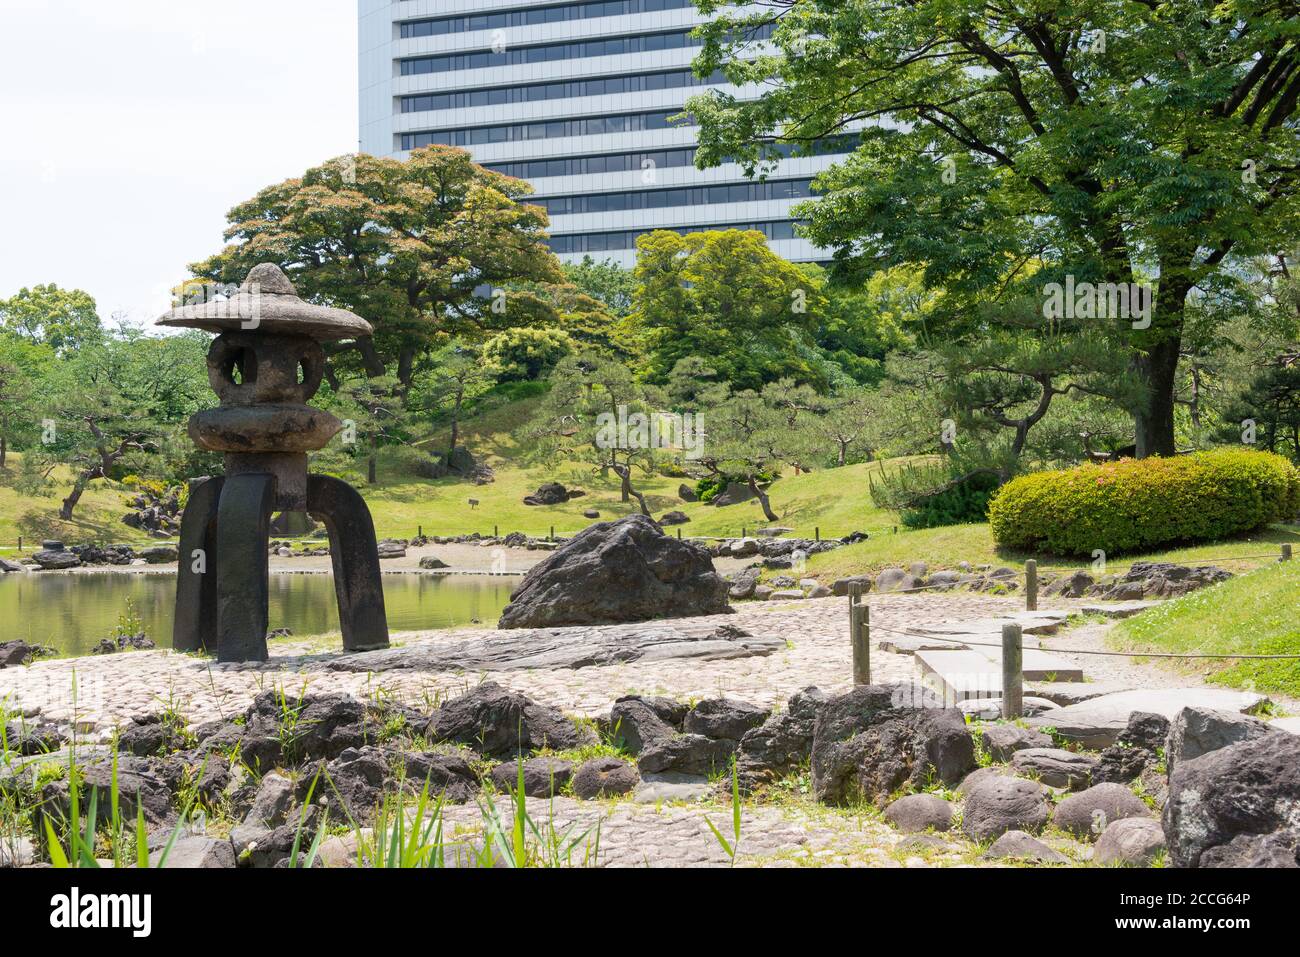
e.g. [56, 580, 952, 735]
[0, 572, 520, 658]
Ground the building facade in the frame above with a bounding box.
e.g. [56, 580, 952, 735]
[359, 0, 847, 266]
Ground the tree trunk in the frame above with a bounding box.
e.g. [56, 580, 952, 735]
[367, 455, 377, 485]
[60, 473, 92, 520]
[620, 469, 631, 502]
[1133, 335, 1182, 458]
[748, 476, 778, 522]
[355, 338, 387, 379]
[0, 434, 6, 469]
[448, 391, 464, 457]
[837, 441, 847, 467]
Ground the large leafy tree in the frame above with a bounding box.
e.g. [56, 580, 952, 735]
[191, 147, 562, 392]
[0, 284, 103, 355]
[689, 0, 1300, 457]
[628, 228, 827, 389]
[0, 335, 51, 468]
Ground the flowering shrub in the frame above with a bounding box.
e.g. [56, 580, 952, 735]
[988, 449, 1300, 555]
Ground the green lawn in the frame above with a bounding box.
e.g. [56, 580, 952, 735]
[802, 521, 1300, 581]
[0, 459, 161, 552]
[1109, 561, 1300, 697]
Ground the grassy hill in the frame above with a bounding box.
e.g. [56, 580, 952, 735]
[364, 394, 900, 539]
[0, 458, 162, 553]
[1109, 561, 1300, 697]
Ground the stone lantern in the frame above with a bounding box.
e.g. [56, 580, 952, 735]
[157, 263, 389, 662]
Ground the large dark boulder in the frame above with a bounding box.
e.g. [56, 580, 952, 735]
[810, 684, 976, 806]
[523, 482, 570, 506]
[497, 515, 731, 629]
[637, 734, 736, 776]
[1164, 732, 1300, 867]
[429, 681, 592, 757]
[1165, 706, 1277, 773]
[572, 757, 639, 799]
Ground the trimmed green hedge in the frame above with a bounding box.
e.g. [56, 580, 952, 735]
[988, 449, 1300, 556]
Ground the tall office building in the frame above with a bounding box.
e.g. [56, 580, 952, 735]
[359, 0, 850, 266]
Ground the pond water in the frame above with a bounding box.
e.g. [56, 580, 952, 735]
[0, 572, 521, 658]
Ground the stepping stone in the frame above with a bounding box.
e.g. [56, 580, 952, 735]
[1024, 688, 1269, 749]
[1269, 717, 1300, 735]
[877, 635, 969, 655]
[1027, 682, 1132, 706]
[959, 697, 1058, 720]
[1079, 601, 1159, 619]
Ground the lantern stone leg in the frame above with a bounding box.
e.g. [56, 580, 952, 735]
[308, 475, 390, 652]
[172, 476, 223, 654]
[215, 473, 277, 663]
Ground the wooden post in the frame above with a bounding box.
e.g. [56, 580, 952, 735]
[815, 526, 820, 541]
[742, 526, 747, 539]
[1001, 623, 1023, 720]
[1025, 559, 1038, 612]
[1283, 544, 1293, 562]
[494, 525, 499, 538]
[849, 583, 870, 685]
[418, 525, 423, 539]
[677, 528, 681, 540]
[17, 536, 21, 552]
[549, 525, 555, 542]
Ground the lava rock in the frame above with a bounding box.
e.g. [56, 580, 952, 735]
[1094, 817, 1166, 866]
[658, 510, 690, 526]
[736, 686, 827, 791]
[1165, 706, 1277, 773]
[1010, 748, 1099, 790]
[1164, 732, 1300, 867]
[32, 549, 80, 570]
[962, 777, 1051, 840]
[497, 515, 731, 629]
[884, 793, 954, 833]
[982, 830, 1068, 863]
[489, 757, 573, 797]
[430, 681, 592, 757]
[522, 482, 570, 506]
[152, 837, 236, 869]
[117, 714, 187, 757]
[682, 698, 769, 741]
[637, 734, 736, 776]
[418, 556, 449, 570]
[571, 757, 639, 799]
[1053, 783, 1152, 840]
[0, 640, 53, 667]
[402, 752, 479, 803]
[609, 697, 677, 754]
[811, 684, 976, 806]
[979, 725, 1053, 762]
[1095, 711, 1170, 783]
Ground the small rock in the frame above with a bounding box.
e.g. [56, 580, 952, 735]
[883, 793, 954, 833]
[418, 556, 449, 570]
[1053, 783, 1152, 840]
[962, 776, 1051, 840]
[152, 836, 236, 868]
[489, 757, 573, 797]
[979, 725, 1053, 762]
[682, 698, 769, 741]
[571, 757, 638, 799]
[658, 510, 690, 526]
[1094, 817, 1166, 866]
[1010, 748, 1099, 790]
[983, 830, 1068, 864]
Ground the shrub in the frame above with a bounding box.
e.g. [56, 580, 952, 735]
[870, 459, 998, 528]
[988, 449, 1300, 556]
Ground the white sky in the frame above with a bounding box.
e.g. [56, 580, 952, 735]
[0, 0, 358, 325]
